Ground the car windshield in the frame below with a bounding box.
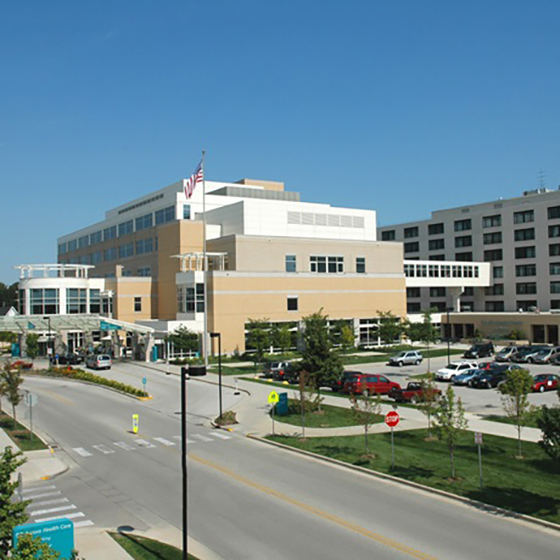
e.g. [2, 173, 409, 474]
[446, 364, 460, 371]
[534, 375, 548, 381]
[347, 375, 361, 382]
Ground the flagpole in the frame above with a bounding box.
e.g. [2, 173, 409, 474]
[202, 150, 208, 367]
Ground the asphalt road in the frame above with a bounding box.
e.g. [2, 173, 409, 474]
[16, 366, 560, 560]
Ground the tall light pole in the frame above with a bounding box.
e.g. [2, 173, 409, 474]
[210, 332, 222, 420]
[446, 307, 453, 364]
[43, 316, 53, 362]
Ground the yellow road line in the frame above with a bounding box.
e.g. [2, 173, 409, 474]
[191, 454, 436, 560]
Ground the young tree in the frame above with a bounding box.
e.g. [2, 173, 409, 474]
[537, 405, 560, 465]
[246, 319, 270, 371]
[416, 378, 441, 438]
[166, 326, 199, 356]
[0, 447, 29, 556]
[25, 334, 39, 362]
[350, 392, 381, 455]
[377, 311, 403, 347]
[434, 386, 468, 478]
[499, 368, 535, 457]
[417, 309, 439, 374]
[2, 363, 23, 429]
[340, 323, 355, 354]
[299, 310, 343, 391]
[272, 323, 292, 355]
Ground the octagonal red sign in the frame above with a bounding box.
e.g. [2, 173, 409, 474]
[385, 411, 400, 427]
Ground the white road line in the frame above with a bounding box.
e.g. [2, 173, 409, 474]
[30, 504, 77, 517]
[153, 437, 175, 446]
[173, 435, 196, 444]
[209, 432, 231, 440]
[35, 511, 85, 523]
[74, 520, 95, 528]
[24, 491, 61, 500]
[192, 434, 213, 443]
[135, 439, 156, 448]
[114, 441, 136, 451]
[28, 498, 69, 508]
[73, 448, 93, 457]
[92, 444, 115, 454]
[22, 485, 57, 495]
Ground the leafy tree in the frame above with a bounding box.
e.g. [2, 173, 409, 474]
[377, 311, 403, 346]
[2, 363, 23, 429]
[166, 326, 199, 355]
[416, 378, 441, 438]
[0, 447, 29, 556]
[0, 282, 18, 309]
[409, 309, 439, 374]
[0, 332, 17, 344]
[25, 334, 39, 362]
[434, 386, 468, 478]
[350, 392, 381, 455]
[499, 368, 535, 457]
[246, 319, 270, 370]
[340, 324, 355, 354]
[537, 405, 560, 465]
[11, 533, 61, 559]
[299, 310, 343, 391]
[272, 323, 292, 355]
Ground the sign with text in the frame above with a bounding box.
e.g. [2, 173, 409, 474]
[385, 411, 400, 428]
[100, 320, 120, 331]
[13, 518, 74, 559]
[474, 432, 483, 445]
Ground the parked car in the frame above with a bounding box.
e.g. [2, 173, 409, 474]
[532, 374, 560, 393]
[452, 368, 483, 386]
[50, 353, 84, 366]
[342, 373, 400, 395]
[388, 351, 423, 367]
[86, 354, 112, 370]
[435, 361, 478, 381]
[495, 346, 519, 362]
[463, 342, 494, 359]
[388, 382, 441, 403]
[470, 369, 509, 389]
[263, 361, 291, 379]
[9, 360, 33, 370]
[511, 345, 550, 364]
[321, 371, 361, 392]
[532, 347, 560, 364]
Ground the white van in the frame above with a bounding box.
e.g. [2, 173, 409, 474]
[86, 354, 112, 370]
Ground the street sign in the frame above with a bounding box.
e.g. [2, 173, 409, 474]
[268, 391, 279, 404]
[474, 432, 483, 445]
[385, 411, 400, 427]
[25, 393, 38, 407]
[142, 377, 147, 385]
[100, 320, 120, 331]
[13, 518, 74, 559]
[132, 414, 139, 434]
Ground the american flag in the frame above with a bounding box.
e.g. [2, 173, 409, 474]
[184, 160, 203, 199]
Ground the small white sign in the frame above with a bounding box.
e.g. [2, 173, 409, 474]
[474, 432, 483, 445]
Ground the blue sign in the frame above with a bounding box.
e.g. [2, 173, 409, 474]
[13, 518, 74, 559]
[100, 320, 120, 331]
[11, 342, 20, 357]
[142, 377, 147, 385]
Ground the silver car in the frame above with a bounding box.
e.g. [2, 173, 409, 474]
[388, 351, 423, 366]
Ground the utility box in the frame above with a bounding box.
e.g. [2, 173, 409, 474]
[276, 392, 289, 416]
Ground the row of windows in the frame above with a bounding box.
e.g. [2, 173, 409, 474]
[27, 288, 101, 315]
[404, 263, 480, 279]
[285, 255, 366, 274]
[382, 205, 560, 242]
[58, 206, 183, 255]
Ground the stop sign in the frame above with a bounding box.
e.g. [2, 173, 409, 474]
[385, 411, 400, 427]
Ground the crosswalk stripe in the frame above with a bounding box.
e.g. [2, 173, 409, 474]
[31, 505, 77, 517]
[74, 520, 95, 528]
[92, 444, 115, 454]
[114, 441, 135, 451]
[74, 448, 93, 457]
[22, 485, 57, 495]
[173, 435, 196, 444]
[192, 434, 213, 442]
[28, 498, 69, 509]
[35, 511, 85, 523]
[25, 491, 61, 500]
[153, 437, 175, 446]
[135, 439, 156, 448]
[210, 432, 231, 440]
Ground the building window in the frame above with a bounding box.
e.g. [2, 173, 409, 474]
[136, 238, 154, 255]
[286, 255, 297, 273]
[183, 205, 191, 220]
[430, 301, 446, 312]
[118, 243, 133, 258]
[455, 252, 473, 262]
[90, 231, 102, 245]
[137, 267, 151, 277]
[485, 284, 504, 296]
[429, 239, 444, 251]
[484, 249, 503, 261]
[89, 289, 101, 313]
[287, 296, 298, 311]
[549, 225, 560, 238]
[550, 263, 560, 275]
[516, 283, 537, 295]
[404, 242, 419, 253]
[381, 230, 396, 241]
[407, 302, 421, 313]
[548, 206, 560, 219]
[155, 206, 175, 225]
[485, 301, 504, 312]
[30, 288, 59, 315]
[104, 247, 117, 261]
[455, 235, 472, 248]
[134, 297, 142, 312]
[67, 288, 87, 314]
[493, 266, 503, 278]
[430, 287, 446, 298]
[90, 251, 102, 264]
[428, 223, 444, 235]
[118, 220, 133, 237]
[58, 242, 67, 255]
[406, 287, 421, 298]
[550, 244, 560, 257]
[429, 254, 445, 261]
[454, 219, 471, 232]
[356, 257, 366, 273]
[513, 210, 534, 224]
[103, 225, 117, 240]
[463, 287, 474, 296]
[517, 300, 537, 311]
[310, 256, 343, 273]
[68, 239, 77, 252]
[514, 228, 535, 242]
[551, 282, 560, 294]
[515, 246, 536, 259]
[482, 214, 501, 228]
[404, 226, 419, 238]
[185, 284, 205, 313]
[516, 264, 536, 277]
[552, 300, 560, 309]
[135, 213, 153, 232]
[78, 235, 89, 249]
[483, 232, 502, 244]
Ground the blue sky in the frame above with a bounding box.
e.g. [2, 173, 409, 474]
[2, 0, 559, 283]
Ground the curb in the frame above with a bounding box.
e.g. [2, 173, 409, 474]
[247, 433, 560, 534]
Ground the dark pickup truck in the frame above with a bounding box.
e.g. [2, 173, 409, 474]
[388, 382, 441, 403]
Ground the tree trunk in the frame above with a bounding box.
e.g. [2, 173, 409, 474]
[450, 445, 455, 478]
[517, 426, 522, 457]
[365, 425, 369, 454]
[12, 404, 17, 430]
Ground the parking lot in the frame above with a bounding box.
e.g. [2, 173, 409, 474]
[354, 353, 560, 415]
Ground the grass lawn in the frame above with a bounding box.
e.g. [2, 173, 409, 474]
[0, 411, 46, 451]
[268, 429, 560, 525]
[207, 365, 256, 376]
[274, 400, 384, 428]
[109, 532, 198, 560]
[483, 408, 543, 429]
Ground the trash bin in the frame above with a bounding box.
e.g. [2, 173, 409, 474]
[276, 392, 289, 415]
[188, 365, 207, 377]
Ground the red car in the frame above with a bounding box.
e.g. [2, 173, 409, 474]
[532, 374, 560, 393]
[343, 373, 400, 395]
[9, 360, 33, 370]
[388, 382, 442, 403]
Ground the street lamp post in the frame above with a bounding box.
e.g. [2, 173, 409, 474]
[446, 307, 453, 364]
[210, 332, 223, 420]
[43, 316, 53, 362]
